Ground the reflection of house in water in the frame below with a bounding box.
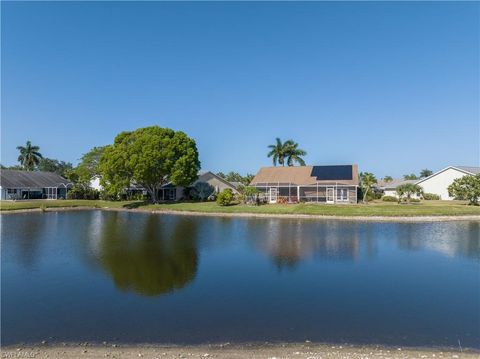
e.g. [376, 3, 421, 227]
[247, 219, 361, 268]
[394, 222, 480, 259]
[86, 212, 200, 296]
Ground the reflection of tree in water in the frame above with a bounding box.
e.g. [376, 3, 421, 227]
[247, 219, 361, 269]
[98, 213, 199, 296]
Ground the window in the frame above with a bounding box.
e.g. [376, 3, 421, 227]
[336, 188, 348, 202]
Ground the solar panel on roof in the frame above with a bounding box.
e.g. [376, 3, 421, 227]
[311, 165, 353, 181]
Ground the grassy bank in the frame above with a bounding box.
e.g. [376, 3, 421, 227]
[1, 199, 480, 217]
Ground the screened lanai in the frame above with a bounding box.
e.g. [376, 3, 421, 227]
[0, 170, 73, 200]
[250, 165, 359, 204]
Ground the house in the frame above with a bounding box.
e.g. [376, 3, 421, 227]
[415, 166, 480, 200]
[377, 166, 480, 200]
[250, 165, 359, 204]
[377, 179, 418, 198]
[157, 171, 240, 201]
[0, 169, 72, 200]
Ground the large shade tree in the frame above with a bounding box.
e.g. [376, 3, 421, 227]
[420, 169, 433, 178]
[16, 141, 43, 170]
[99, 126, 200, 202]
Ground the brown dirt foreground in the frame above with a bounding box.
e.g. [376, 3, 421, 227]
[1, 343, 477, 359]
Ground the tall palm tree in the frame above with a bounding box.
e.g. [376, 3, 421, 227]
[284, 140, 307, 166]
[383, 175, 393, 182]
[267, 138, 287, 166]
[16, 140, 43, 170]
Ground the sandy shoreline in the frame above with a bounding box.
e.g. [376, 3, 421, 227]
[1, 343, 477, 359]
[1, 205, 480, 222]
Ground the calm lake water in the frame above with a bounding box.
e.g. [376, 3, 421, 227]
[1, 211, 479, 348]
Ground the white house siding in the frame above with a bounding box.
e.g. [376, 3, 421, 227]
[90, 177, 103, 191]
[417, 167, 470, 200]
[0, 187, 5, 200]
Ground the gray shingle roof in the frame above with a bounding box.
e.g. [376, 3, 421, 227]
[455, 166, 480, 175]
[0, 170, 71, 188]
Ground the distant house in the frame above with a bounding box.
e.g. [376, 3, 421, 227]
[0, 170, 72, 200]
[158, 171, 239, 201]
[250, 165, 359, 204]
[416, 166, 480, 200]
[377, 179, 418, 198]
[378, 166, 480, 200]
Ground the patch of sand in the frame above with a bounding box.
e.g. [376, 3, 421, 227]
[2, 343, 477, 359]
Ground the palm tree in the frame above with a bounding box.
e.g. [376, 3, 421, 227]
[360, 172, 377, 203]
[383, 175, 393, 182]
[267, 138, 287, 166]
[284, 140, 307, 166]
[396, 183, 423, 203]
[16, 140, 43, 170]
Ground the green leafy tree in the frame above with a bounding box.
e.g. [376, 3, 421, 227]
[216, 188, 234, 206]
[99, 126, 200, 202]
[448, 174, 480, 205]
[216, 171, 226, 179]
[284, 140, 307, 166]
[243, 173, 255, 185]
[75, 146, 107, 185]
[16, 140, 43, 170]
[403, 173, 418, 180]
[396, 183, 424, 203]
[360, 172, 377, 203]
[420, 169, 433, 178]
[383, 176, 393, 182]
[37, 157, 73, 177]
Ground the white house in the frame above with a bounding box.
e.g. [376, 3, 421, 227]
[377, 179, 418, 198]
[415, 166, 480, 200]
[378, 166, 480, 200]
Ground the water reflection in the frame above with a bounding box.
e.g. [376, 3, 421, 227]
[92, 212, 199, 296]
[246, 219, 363, 268]
[2, 212, 479, 347]
[393, 222, 480, 259]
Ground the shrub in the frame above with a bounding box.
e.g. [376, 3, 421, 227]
[423, 193, 440, 200]
[67, 185, 100, 200]
[448, 174, 480, 205]
[216, 188, 234, 206]
[190, 182, 215, 201]
[382, 195, 398, 202]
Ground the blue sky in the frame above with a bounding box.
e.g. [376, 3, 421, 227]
[2, 2, 479, 177]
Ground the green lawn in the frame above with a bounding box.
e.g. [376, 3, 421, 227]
[1, 199, 480, 217]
